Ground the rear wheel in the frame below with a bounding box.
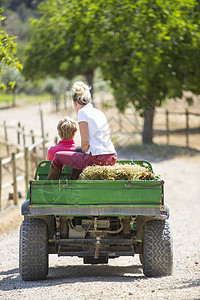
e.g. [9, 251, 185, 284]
[142, 220, 173, 277]
[139, 253, 144, 265]
[19, 218, 48, 281]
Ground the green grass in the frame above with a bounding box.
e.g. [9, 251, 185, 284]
[0, 93, 52, 106]
[0, 93, 13, 103]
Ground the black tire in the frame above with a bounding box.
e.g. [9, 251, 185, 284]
[142, 220, 173, 277]
[139, 253, 144, 265]
[19, 218, 48, 281]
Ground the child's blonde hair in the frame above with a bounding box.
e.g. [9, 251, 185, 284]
[71, 81, 91, 105]
[57, 117, 78, 140]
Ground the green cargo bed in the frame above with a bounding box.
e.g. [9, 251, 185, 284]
[28, 160, 165, 218]
[30, 179, 163, 206]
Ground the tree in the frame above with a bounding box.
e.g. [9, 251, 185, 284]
[23, 0, 200, 143]
[0, 9, 22, 91]
[41, 77, 70, 111]
[1, 66, 24, 106]
[23, 0, 100, 97]
[86, 0, 200, 143]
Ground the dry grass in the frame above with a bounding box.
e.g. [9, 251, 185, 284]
[79, 163, 157, 181]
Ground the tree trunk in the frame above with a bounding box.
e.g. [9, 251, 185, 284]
[55, 95, 60, 112]
[12, 90, 16, 107]
[84, 69, 94, 104]
[142, 105, 155, 144]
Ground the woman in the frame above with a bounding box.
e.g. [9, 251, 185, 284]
[48, 81, 117, 180]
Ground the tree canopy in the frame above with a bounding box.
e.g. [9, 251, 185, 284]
[23, 0, 99, 94]
[0, 9, 22, 90]
[24, 0, 200, 143]
[86, 0, 200, 142]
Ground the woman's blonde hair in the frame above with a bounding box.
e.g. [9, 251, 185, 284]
[57, 117, 78, 140]
[71, 81, 91, 105]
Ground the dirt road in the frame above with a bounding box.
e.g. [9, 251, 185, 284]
[0, 155, 199, 299]
[0, 102, 79, 144]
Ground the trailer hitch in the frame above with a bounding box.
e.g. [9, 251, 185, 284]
[94, 236, 101, 259]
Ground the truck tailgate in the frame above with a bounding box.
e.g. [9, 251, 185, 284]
[30, 179, 163, 207]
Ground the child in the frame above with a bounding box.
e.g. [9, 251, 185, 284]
[47, 116, 79, 161]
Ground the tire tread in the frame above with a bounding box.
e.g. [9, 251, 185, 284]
[143, 220, 173, 277]
[19, 218, 48, 281]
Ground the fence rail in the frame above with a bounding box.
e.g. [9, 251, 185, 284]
[155, 109, 200, 148]
[107, 108, 200, 149]
[0, 109, 51, 211]
[0, 137, 48, 211]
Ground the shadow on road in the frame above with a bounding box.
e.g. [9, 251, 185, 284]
[1, 264, 200, 295]
[0, 264, 144, 291]
[116, 143, 200, 162]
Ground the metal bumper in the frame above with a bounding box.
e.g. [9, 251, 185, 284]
[28, 205, 169, 219]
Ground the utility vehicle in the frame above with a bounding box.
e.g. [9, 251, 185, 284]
[19, 160, 173, 281]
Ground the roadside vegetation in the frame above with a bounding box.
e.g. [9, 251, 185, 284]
[0, 93, 51, 106]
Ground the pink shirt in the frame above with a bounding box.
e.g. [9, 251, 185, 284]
[47, 139, 79, 161]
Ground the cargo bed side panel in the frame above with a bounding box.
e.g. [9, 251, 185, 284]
[30, 180, 163, 207]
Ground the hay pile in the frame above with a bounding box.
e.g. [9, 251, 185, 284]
[79, 163, 157, 181]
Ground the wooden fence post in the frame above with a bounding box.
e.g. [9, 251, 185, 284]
[30, 130, 36, 153]
[0, 158, 2, 211]
[4, 121, 9, 156]
[30, 130, 37, 168]
[45, 133, 49, 158]
[12, 152, 18, 205]
[17, 122, 21, 153]
[166, 110, 170, 145]
[25, 147, 30, 195]
[185, 109, 189, 148]
[40, 108, 46, 160]
[22, 126, 26, 148]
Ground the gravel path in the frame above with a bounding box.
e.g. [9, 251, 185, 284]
[0, 156, 199, 300]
